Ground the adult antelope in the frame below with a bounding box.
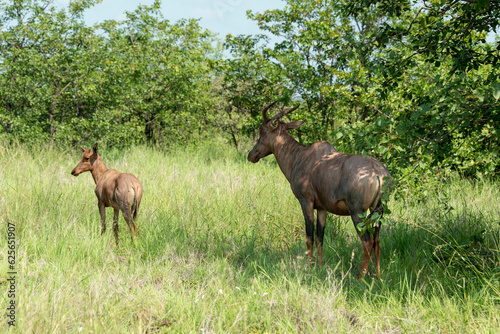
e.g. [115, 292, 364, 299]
[71, 143, 143, 246]
[248, 102, 391, 278]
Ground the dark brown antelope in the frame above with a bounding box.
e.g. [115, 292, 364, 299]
[71, 143, 143, 246]
[248, 102, 391, 278]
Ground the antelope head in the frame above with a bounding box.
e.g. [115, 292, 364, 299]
[248, 101, 303, 163]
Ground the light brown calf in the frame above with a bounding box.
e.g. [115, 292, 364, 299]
[71, 143, 143, 245]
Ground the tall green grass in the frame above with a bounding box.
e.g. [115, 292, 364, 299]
[1, 140, 499, 333]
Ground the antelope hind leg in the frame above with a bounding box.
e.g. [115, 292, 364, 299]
[351, 213, 375, 279]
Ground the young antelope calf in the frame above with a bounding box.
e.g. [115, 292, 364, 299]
[71, 143, 143, 245]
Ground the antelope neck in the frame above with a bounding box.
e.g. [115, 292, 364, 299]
[272, 131, 305, 182]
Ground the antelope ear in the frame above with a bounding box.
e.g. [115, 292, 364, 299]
[269, 118, 279, 131]
[285, 120, 305, 130]
[79, 146, 85, 153]
[92, 143, 98, 155]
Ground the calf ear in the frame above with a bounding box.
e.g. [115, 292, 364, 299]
[285, 120, 305, 130]
[92, 143, 98, 156]
[269, 118, 279, 131]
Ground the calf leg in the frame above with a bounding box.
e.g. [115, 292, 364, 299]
[98, 202, 106, 235]
[113, 208, 120, 246]
[120, 202, 137, 242]
[316, 210, 327, 266]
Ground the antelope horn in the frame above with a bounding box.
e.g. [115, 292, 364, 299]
[270, 104, 300, 121]
[262, 101, 278, 122]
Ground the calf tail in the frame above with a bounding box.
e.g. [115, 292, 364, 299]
[130, 184, 142, 222]
[114, 183, 140, 222]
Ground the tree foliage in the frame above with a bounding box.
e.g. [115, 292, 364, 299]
[0, 0, 220, 147]
[0, 0, 498, 177]
[225, 0, 500, 177]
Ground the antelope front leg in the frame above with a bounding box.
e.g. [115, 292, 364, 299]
[316, 210, 327, 266]
[98, 202, 106, 235]
[113, 208, 120, 246]
[299, 200, 315, 267]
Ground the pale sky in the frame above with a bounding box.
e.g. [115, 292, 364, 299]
[54, 0, 497, 44]
[55, 0, 286, 39]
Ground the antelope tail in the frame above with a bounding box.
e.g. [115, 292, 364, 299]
[372, 174, 385, 214]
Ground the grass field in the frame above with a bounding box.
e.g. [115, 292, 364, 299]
[1, 140, 499, 333]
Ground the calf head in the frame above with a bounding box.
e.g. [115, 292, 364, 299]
[248, 101, 304, 163]
[71, 143, 99, 176]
